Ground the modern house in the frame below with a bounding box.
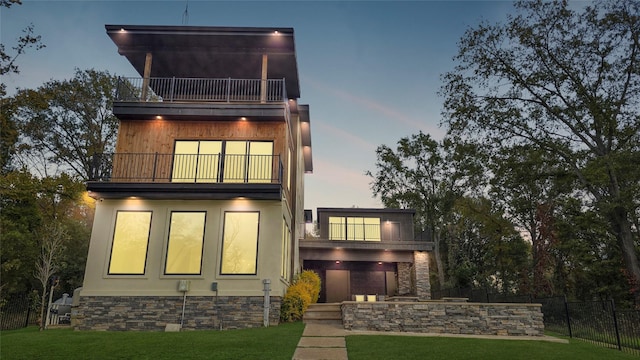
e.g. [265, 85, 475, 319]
[77, 25, 312, 330]
[300, 208, 432, 303]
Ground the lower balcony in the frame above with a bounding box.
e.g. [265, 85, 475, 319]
[87, 153, 283, 200]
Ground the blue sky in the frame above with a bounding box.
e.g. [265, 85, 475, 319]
[2, 0, 514, 213]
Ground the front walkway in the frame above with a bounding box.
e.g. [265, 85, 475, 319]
[292, 323, 348, 360]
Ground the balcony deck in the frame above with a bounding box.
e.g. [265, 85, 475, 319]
[113, 77, 291, 121]
[87, 153, 283, 200]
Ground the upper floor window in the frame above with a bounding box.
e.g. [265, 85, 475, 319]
[328, 216, 381, 241]
[172, 140, 273, 183]
[108, 211, 152, 275]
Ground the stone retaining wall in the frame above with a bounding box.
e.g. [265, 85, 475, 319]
[74, 296, 281, 331]
[342, 301, 544, 336]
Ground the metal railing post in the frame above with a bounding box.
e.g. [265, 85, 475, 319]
[226, 77, 231, 102]
[170, 77, 175, 102]
[152, 152, 158, 182]
[611, 299, 622, 351]
[564, 295, 572, 338]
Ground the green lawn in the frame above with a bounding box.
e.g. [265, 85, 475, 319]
[2, 323, 637, 360]
[0, 322, 304, 360]
[346, 335, 639, 360]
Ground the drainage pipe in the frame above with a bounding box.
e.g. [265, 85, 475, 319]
[263, 279, 271, 327]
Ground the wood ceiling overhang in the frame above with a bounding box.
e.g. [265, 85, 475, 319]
[105, 25, 301, 98]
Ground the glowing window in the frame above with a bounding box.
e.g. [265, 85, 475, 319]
[220, 212, 260, 275]
[172, 141, 222, 182]
[248, 141, 273, 183]
[108, 211, 152, 275]
[329, 216, 381, 241]
[164, 212, 206, 275]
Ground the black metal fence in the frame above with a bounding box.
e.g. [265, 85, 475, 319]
[1, 293, 39, 330]
[432, 287, 640, 356]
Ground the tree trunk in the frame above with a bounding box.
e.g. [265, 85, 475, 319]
[39, 290, 47, 331]
[610, 206, 640, 308]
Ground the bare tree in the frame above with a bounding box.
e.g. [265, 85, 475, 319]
[34, 222, 68, 330]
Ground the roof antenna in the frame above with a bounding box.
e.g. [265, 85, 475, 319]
[182, 0, 189, 25]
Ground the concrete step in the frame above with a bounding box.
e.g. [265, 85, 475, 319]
[306, 303, 341, 312]
[303, 303, 342, 323]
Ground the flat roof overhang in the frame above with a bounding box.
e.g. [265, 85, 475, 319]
[299, 239, 432, 252]
[299, 246, 429, 263]
[106, 25, 300, 98]
[112, 101, 289, 121]
[86, 182, 282, 200]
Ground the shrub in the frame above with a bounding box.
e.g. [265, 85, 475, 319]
[280, 283, 312, 322]
[279, 270, 321, 322]
[297, 270, 321, 303]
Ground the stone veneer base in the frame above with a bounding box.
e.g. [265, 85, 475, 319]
[342, 301, 544, 336]
[74, 295, 281, 331]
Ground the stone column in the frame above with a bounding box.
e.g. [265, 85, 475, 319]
[397, 262, 411, 295]
[413, 251, 431, 300]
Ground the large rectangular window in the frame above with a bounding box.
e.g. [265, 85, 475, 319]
[220, 212, 260, 275]
[172, 140, 272, 183]
[329, 216, 381, 241]
[172, 141, 222, 183]
[108, 211, 152, 275]
[164, 211, 206, 275]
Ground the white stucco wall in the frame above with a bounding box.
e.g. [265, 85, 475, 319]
[81, 198, 288, 298]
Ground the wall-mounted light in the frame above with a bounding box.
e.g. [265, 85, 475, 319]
[378, 262, 383, 265]
[335, 260, 341, 264]
[155, 115, 162, 120]
[240, 117, 247, 121]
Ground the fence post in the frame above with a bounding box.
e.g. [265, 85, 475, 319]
[24, 300, 31, 328]
[485, 288, 490, 303]
[564, 295, 572, 338]
[610, 299, 622, 351]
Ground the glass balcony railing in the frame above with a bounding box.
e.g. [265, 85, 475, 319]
[89, 153, 283, 184]
[115, 77, 288, 103]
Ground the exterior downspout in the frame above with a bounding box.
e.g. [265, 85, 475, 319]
[263, 279, 271, 327]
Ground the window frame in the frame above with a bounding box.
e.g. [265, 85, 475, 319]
[328, 216, 381, 241]
[163, 211, 207, 276]
[107, 210, 153, 276]
[172, 140, 274, 183]
[219, 211, 261, 276]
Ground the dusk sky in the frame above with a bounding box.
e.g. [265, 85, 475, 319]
[2, 0, 515, 213]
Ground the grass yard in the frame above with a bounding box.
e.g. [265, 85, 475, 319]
[1, 322, 304, 360]
[2, 323, 638, 359]
[346, 335, 639, 360]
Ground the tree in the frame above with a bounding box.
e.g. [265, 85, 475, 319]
[441, 0, 640, 305]
[445, 196, 530, 292]
[0, 170, 42, 296]
[1, 0, 45, 171]
[0, 0, 45, 96]
[13, 69, 119, 180]
[0, 172, 91, 299]
[34, 222, 68, 330]
[368, 132, 460, 288]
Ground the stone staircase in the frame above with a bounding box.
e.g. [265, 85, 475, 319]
[303, 303, 342, 324]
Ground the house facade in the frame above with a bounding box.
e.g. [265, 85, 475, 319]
[300, 208, 432, 303]
[76, 25, 312, 330]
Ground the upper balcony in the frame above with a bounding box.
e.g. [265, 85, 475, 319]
[86, 153, 284, 201]
[113, 77, 291, 121]
[117, 77, 287, 103]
